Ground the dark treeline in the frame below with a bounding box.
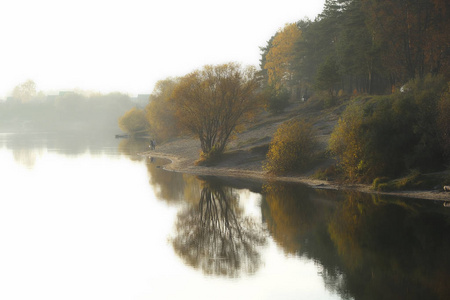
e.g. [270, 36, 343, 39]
[259, 0, 450, 183]
[260, 0, 449, 100]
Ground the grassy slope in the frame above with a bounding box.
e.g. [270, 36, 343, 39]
[208, 98, 343, 175]
[218, 97, 450, 191]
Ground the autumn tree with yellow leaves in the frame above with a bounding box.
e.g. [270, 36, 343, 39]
[261, 23, 302, 113]
[171, 63, 261, 160]
[328, 103, 365, 180]
[263, 23, 302, 90]
[145, 78, 180, 141]
[12, 80, 37, 103]
[118, 107, 149, 137]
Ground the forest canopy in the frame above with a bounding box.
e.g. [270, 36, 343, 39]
[260, 0, 449, 99]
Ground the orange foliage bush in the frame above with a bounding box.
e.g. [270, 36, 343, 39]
[265, 119, 318, 174]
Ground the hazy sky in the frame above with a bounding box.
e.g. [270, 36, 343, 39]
[0, 0, 325, 97]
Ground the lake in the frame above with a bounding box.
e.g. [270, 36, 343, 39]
[0, 132, 449, 300]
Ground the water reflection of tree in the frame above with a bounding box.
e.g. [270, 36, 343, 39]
[262, 183, 338, 253]
[171, 180, 266, 277]
[262, 183, 450, 299]
[145, 157, 201, 204]
[12, 148, 43, 168]
[117, 138, 149, 161]
[4, 132, 125, 159]
[328, 193, 450, 300]
[262, 182, 345, 294]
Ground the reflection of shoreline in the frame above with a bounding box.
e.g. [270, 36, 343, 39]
[0, 132, 153, 168]
[263, 183, 450, 300]
[117, 138, 150, 161]
[2, 132, 122, 157]
[141, 148, 450, 202]
[145, 156, 201, 205]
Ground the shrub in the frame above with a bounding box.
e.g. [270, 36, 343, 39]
[118, 107, 149, 136]
[145, 78, 180, 142]
[312, 165, 339, 181]
[372, 177, 390, 190]
[330, 75, 448, 182]
[197, 145, 223, 165]
[373, 170, 445, 191]
[265, 119, 318, 174]
[329, 103, 365, 180]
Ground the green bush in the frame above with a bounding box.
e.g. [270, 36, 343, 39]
[372, 177, 390, 190]
[329, 75, 448, 182]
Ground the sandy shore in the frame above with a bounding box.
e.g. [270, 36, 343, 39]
[140, 137, 450, 202]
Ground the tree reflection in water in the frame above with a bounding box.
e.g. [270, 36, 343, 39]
[171, 180, 266, 277]
[328, 192, 450, 300]
[262, 182, 345, 294]
[117, 138, 149, 161]
[263, 182, 450, 300]
[145, 157, 201, 205]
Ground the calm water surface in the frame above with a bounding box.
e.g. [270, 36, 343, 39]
[0, 133, 449, 300]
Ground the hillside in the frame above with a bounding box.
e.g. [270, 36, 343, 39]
[141, 97, 450, 202]
[145, 98, 338, 173]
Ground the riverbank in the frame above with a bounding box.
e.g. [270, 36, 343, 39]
[137, 99, 449, 202]
[140, 135, 450, 202]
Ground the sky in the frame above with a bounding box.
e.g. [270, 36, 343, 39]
[0, 0, 325, 98]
